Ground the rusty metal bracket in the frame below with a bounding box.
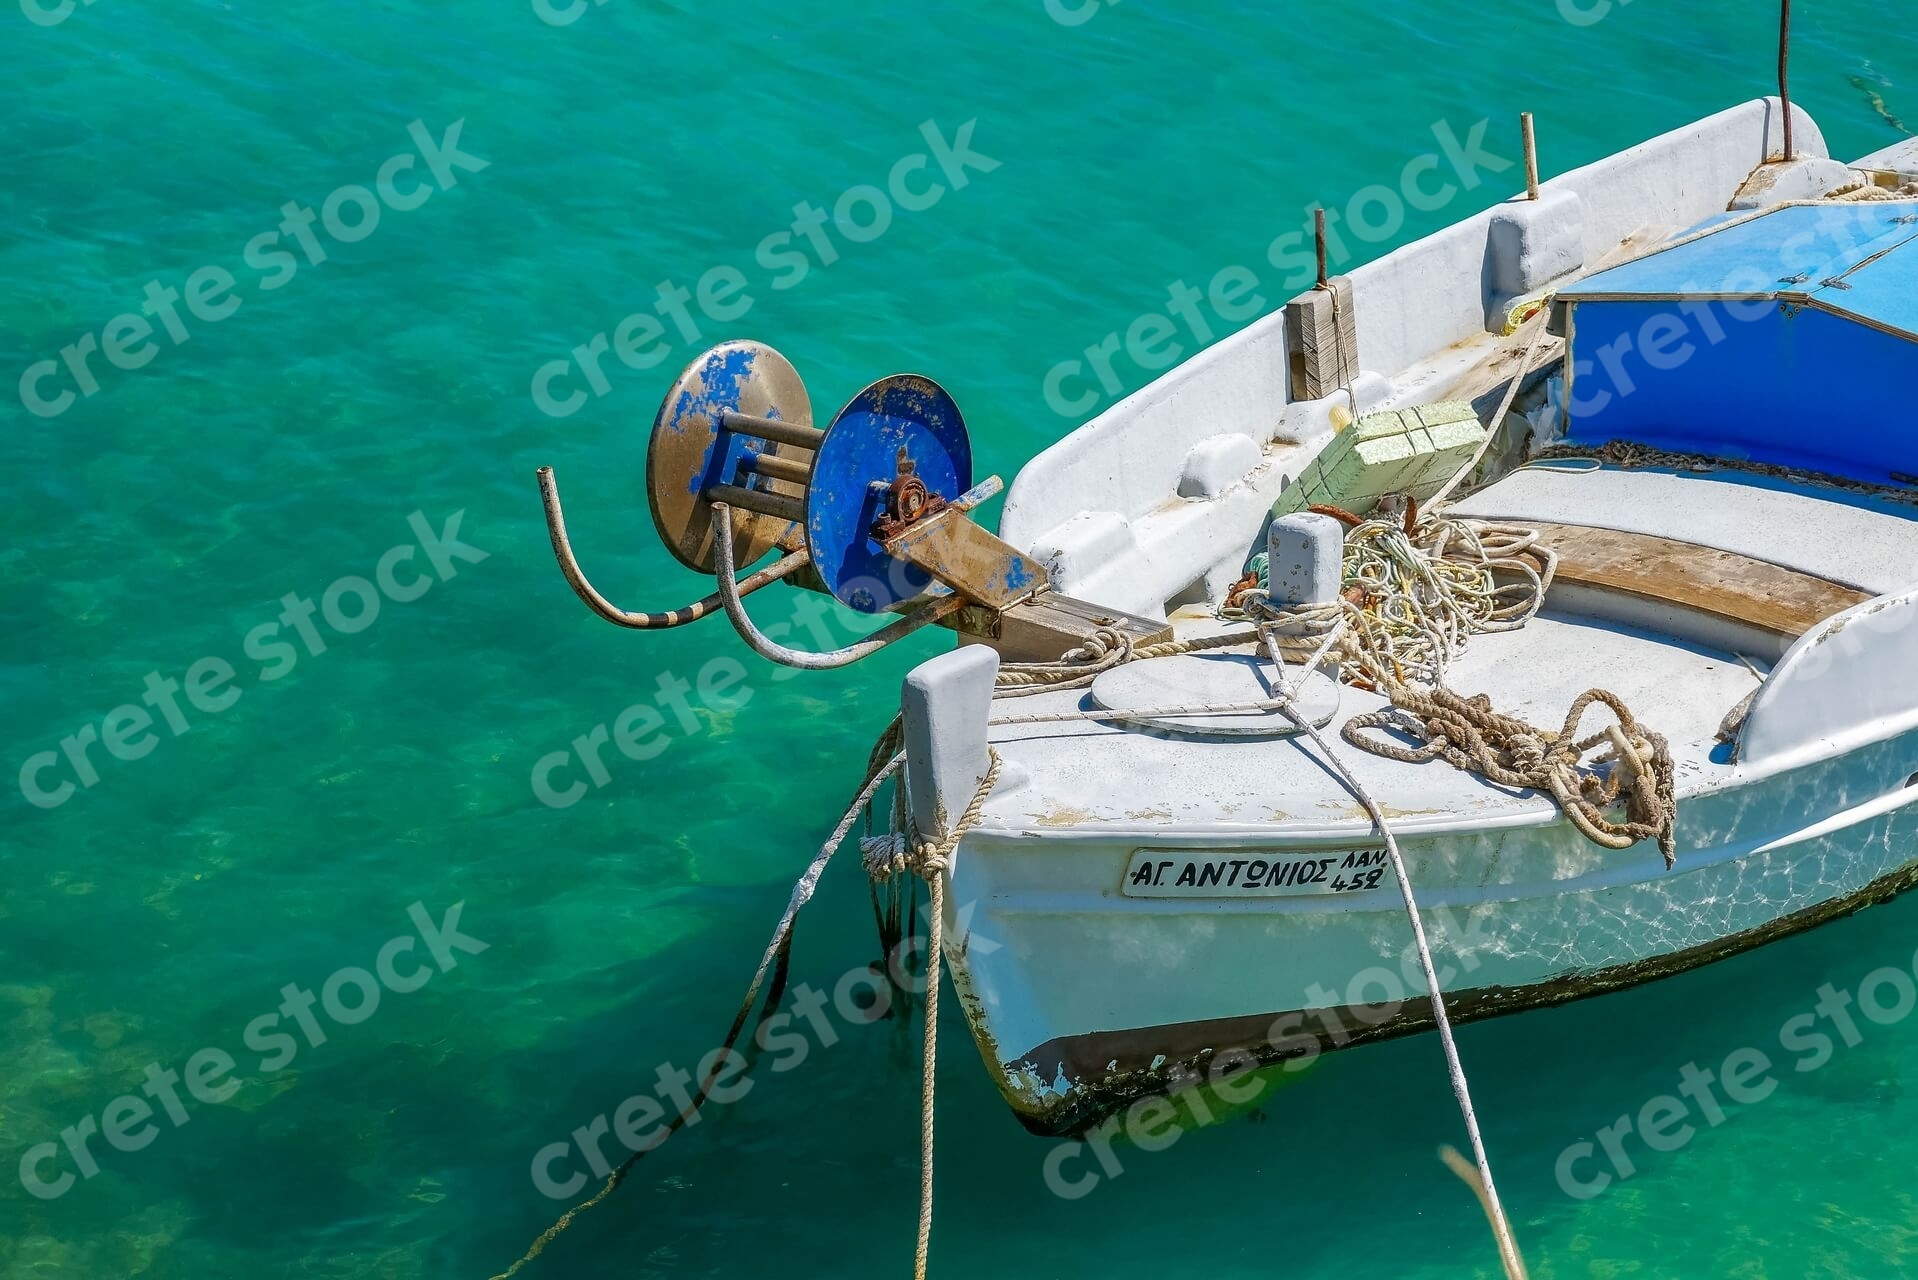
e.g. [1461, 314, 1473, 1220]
[882, 507, 1049, 612]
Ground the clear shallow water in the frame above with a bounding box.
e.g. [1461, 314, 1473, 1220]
[3, 2, 1916, 1277]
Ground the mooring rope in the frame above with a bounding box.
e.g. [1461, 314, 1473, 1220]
[1256, 622, 1528, 1280]
[988, 697, 1289, 727]
[905, 748, 1003, 1280]
[915, 863, 945, 1280]
[489, 750, 908, 1279]
[992, 625, 1271, 696]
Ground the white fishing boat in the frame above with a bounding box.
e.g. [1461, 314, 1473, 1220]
[534, 92, 1918, 1163]
[933, 100, 1918, 1137]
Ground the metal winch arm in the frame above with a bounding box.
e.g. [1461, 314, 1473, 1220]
[710, 502, 968, 668]
[538, 466, 810, 629]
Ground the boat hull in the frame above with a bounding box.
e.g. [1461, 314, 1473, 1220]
[943, 733, 1918, 1136]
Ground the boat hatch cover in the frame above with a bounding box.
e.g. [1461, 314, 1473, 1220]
[1555, 199, 1918, 485]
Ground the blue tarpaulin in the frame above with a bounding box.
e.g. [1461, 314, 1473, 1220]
[1558, 200, 1918, 483]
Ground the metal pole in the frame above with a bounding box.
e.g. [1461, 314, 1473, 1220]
[1778, 0, 1794, 161]
[1521, 112, 1540, 200]
[720, 411, 825, 450]
[1314, 207, 1328, 288]
[534, 465, 809, 630]
[742, 452, 812, 485]
[704, 482, 807, 524]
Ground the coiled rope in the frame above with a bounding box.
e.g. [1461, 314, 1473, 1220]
[998, 506, 1674, 866]
[1344, 686, 1677, 866]
[1004, 509, 1555, 699]
[1229, 509, 1558, 689]
[1821, 178, 1918, 201]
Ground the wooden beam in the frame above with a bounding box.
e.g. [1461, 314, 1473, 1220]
[1529, 521, 1871, 639]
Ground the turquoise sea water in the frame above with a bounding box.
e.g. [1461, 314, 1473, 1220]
[4, 2, 1918, 1276]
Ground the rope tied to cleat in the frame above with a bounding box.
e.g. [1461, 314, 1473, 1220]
[1227, 505, 1558, 690]
[903, 749, 1003, 1280]
[859, 748, 1006, 1280]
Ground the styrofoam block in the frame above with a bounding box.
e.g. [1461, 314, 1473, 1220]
[1273, 401, 1486, 518]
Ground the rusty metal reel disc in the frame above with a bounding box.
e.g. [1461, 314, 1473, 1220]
[805, 374, 972, 614]
[647, 340, 813, 574]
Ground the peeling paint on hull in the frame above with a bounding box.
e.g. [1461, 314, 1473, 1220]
[987, 853, 1918, 1138]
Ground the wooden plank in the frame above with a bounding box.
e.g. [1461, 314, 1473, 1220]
[1435, 333, 1564, 426]
[1284, 277, 1359, 402]
[954, 590, 1172, 664]
[1529, 521, 1872, 639]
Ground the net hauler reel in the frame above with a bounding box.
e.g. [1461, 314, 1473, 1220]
[536, 339, 1169, 667]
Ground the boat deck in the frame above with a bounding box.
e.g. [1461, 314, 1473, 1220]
[980, 610, 1759, 841]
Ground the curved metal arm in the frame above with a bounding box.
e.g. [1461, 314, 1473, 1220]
[711, 503, 967, 669]
[538, 466, 809, 629]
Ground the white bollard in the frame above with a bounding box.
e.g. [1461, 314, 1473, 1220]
[1267, 512, 1344, 607]
[900, 645, 1000, 843]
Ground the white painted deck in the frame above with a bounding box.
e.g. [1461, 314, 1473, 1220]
[979, 612, 1758, 846]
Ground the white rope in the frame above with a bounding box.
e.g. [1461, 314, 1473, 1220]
[1231, 517, 1554, 692]
[990, 698, 1287, 727]
[1429, 309, 1554, 509]
[1257, 623, 1527, 1280]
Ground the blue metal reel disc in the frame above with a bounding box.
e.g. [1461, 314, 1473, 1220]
[805, 375, 973, 613]
[647, 340, 812, 574]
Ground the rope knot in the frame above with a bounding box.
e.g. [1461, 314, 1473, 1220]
[1059, 627, 1131, 666]
[1506, 735, 1550, 773]
[860, 832, 911, 880]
